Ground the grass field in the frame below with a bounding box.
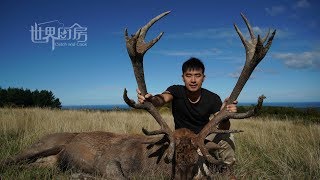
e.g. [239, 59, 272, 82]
[0, 107, 319, 179]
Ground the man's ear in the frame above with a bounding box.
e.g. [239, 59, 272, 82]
[182, 74, 185, 82]
[203, 74, 206, 81]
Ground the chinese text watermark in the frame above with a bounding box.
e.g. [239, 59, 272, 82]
[30, 20, 87, 51]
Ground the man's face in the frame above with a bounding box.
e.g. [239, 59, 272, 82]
[182, 69, 205, 92]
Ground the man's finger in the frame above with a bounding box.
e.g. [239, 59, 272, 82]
[145, 94, 152, 99]
[139, 95, 145, 101]
[136, 88, 142, 95]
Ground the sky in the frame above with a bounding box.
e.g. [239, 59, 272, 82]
[0, 0, 319, 105]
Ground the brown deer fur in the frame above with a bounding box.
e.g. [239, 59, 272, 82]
[2, 132, 172, 179]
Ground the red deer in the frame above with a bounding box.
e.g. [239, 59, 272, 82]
[0, 11, 275, 179]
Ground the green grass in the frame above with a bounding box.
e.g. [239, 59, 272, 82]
[0, 107, 319, 179]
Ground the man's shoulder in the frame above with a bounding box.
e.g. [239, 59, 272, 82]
[201, 88, 220, 99]
[168, 84, 184, 89]
[164, 85, 184, 97]
[166, 85, 184, 92]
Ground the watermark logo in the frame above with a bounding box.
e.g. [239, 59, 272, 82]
[30, 20, 87, 51]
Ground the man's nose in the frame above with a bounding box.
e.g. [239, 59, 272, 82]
[191, 76, 196, 82]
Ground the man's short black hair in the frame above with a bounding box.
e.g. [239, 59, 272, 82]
[182, 57, 205, 74]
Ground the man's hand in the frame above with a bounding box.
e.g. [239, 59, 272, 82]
[221, 97, 238, 113]
[218, 98, 238, 130]
[137, 88, 153, 104]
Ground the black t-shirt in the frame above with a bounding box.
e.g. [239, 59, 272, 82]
[166, 85, 222, 134]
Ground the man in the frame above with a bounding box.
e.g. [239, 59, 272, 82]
[137, 57, 238, 178]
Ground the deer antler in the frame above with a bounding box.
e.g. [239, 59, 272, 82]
[123, 11, 175, 163]
[124, 11, 170, 95]
[196, 13, 276, 164]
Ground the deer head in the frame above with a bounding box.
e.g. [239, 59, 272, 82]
[123, 12, 276, 179]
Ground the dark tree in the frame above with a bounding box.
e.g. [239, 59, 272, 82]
[0, 87, 61, 108]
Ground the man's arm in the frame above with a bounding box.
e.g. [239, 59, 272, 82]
[137, 89, 173, 107]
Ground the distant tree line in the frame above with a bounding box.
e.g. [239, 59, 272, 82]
[237, 105, 320, 124]
[155, 103, 320, 124]
[0, 87, 61, 108]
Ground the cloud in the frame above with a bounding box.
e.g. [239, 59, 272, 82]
[274, 29, 295, 39]
[227, 65, 278, 79]
[273, 51, 320, 70]
[260, 68, 279, 75]
[228, 70, 256, 79]
[228, 71, 241, 79]
[265, 6, 286, 16]
[244, 27, 293, 39]
[228, 66, 253, 79]
[293, 0, 310, 9]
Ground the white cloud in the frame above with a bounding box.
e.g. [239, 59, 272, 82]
[228, 65, 278, 79]
[260, 68, 279, 74]
[228, 71, 241, 78]
[293, 0, 310, 9]
[228, 66, 251, 79]
[275, 29, 295, 39]
[252, 26, 263, 35]
[273, 51, 320, 69]
[247, 27, 293, 39]
[265, 6, 286, 16]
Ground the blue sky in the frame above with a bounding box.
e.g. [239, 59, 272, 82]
[0, 0, 319, 105]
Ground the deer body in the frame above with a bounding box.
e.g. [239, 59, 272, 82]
[2, 131, 171, 179]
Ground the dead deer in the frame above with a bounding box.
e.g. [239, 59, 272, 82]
[0, 11, 275, 180]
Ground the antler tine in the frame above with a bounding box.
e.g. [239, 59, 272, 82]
[261, 28, 270, 44]
[253, 35, 264, 62]
[142, 128, 169, 136]
[223, 95, 265, 120]
[198, 94, 265, 140]
[198, 141, 224, 164]
[233, 23, 247, 48]
[145, 32, 164, 52]
[263, 30, 276, 56]
[123, 89, 171, 131]
[139, 11, 170, 40]
[240, 13, 256, 41]
[124, 28, 129, 40]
